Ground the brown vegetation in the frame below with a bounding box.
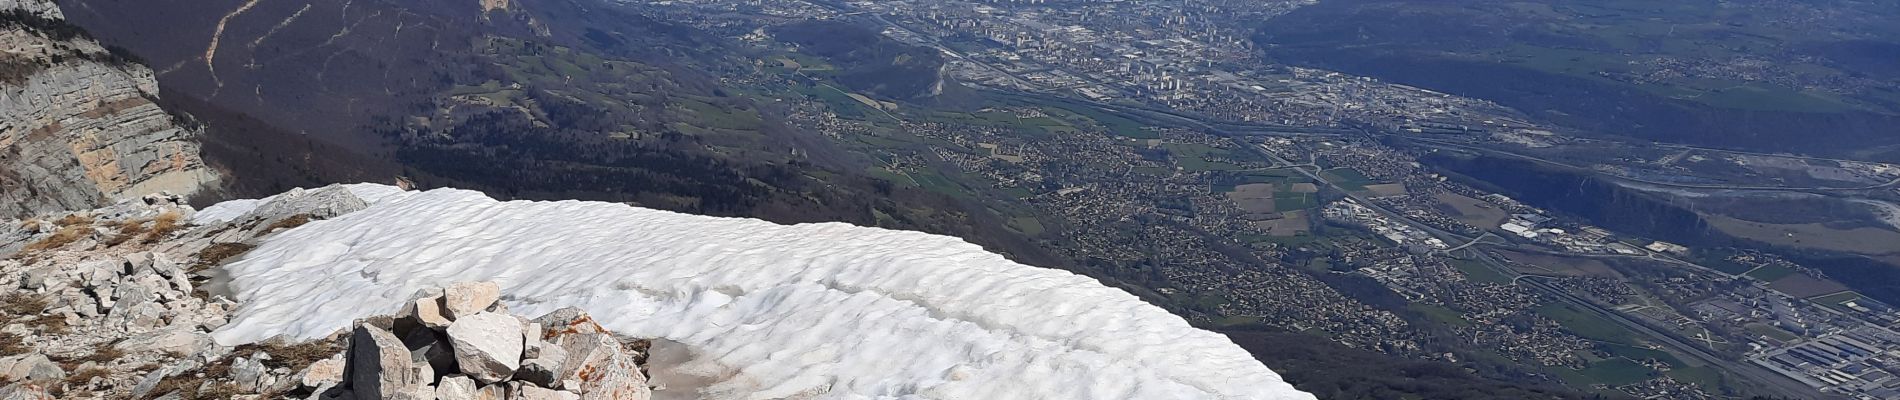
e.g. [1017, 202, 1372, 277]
[23, 223, 91, 252]
[102, 219, 148, 247]
[253, 339, 341, 371]
[143, 211, 183, 243]
[64, 366, 111, 389]
[55, 214, 94, 226]
[143, 375, 206, 399]
[26, 314, 68, 334]
[99, 211, 183, 247]
[0, 292, 47, 316]
[190, 243, 255, 273]
[0, 332, 25, 356]
[0, 53, 45, 86]
[261, 213, 313, 233]
[78, 341, 124, 363]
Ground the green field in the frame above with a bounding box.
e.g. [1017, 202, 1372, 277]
[1744, 264, 1797, 282]
[927, 109, 1079, 136]
[1808, 291, 1870, 314]
[1320, 168, 1375, 191]
[1409, 303, 1471, 327]
[1210, 169, 1308, 192]
[1273, 194, 1317, 211]
[1162, 143, 1245, 172]
[1007, 216, 1046, 236]
[1570, 359, 1653, 386]
[1600, 342, 1681, 366]
[1451, 259, 1512, 284]
[1745, 323, 1800, 342]
[1028, 101, 1155, 139]
[1535, 303, 1637, 344]
[795, 84, 877, 120]
[1697, 255, 1758, 275]
[675, 98, 764, 131]
[1666, 366, 1727, 391]
[1689, 84, 1860, 114]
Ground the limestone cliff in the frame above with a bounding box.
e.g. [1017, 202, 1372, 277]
[0, 0, 219, 218]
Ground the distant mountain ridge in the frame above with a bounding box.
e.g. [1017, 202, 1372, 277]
[1255, 0, 1900, 158]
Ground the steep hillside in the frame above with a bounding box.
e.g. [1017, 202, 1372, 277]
[0, 2, 219, 217]
[770, 20, 948, 100]
[55, 0, 1064, 269]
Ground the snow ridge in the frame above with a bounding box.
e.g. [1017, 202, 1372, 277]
[210, 185, 1313, 399]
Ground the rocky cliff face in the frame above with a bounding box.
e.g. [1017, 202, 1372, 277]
[0, 0, 219, 218]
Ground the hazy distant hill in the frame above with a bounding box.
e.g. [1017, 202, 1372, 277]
[1255, 0, 1900, 159]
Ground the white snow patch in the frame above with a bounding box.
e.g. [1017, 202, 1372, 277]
[211, 186, 1312, 399]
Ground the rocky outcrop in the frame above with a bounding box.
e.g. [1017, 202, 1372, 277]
[318, 283, 652, 400]
[0, 0, 219, 218]
[0, 0, 57, 18]
[0, 184, 385, 398]
[0, 195, 234, 398]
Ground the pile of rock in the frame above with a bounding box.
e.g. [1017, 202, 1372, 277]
[316, 282, 652, 400]
[0, 196, 239, 398]
[0, 185, 390, 398]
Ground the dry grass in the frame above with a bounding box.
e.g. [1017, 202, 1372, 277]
[144, 375, 205, 399]
[64, 366, 110, 387]
[255, 339, 341, 370]
[0, 332, 25, 356]
[0, 292, 47, 316]
[54, 214, 92, 226]
[145, 358, 250, 399]
[102, 220, 148, 247]
[23, 223, 91, 252]
[77, 341, 124, 363]
[26, 314, 68, 334]
[143, 212, 182, 243]
[262, 214, 314, 233]
[190, 243, 255, 273]
[97, 211, 183, 247]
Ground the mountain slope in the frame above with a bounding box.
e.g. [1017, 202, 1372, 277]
[55, 0, 1066, 272]
[0, 2, 219, 217]
[206, 185, 1315, 399]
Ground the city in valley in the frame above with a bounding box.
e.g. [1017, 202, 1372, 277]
[10, 0, 1900, 398]
[629, 0, 1900, 398]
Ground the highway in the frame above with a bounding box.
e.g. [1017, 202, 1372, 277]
[1511, 271, 1836, 399]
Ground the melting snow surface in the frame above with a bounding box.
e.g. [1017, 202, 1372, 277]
[211, 186, 1313, 399]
